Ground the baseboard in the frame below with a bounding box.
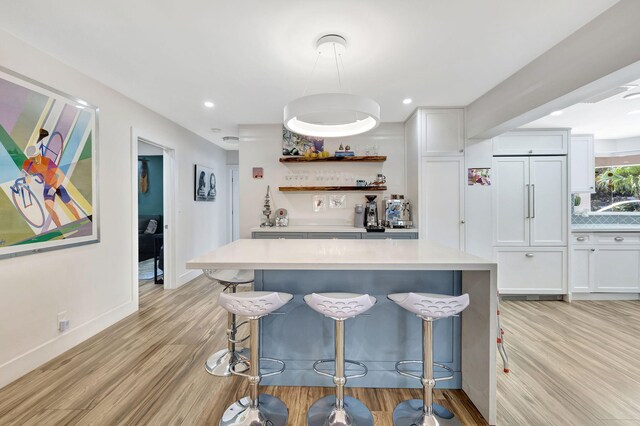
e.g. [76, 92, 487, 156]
[570, 293, 640, 301]
[178, 269, 202, 287]
[0, 299, 137, 389]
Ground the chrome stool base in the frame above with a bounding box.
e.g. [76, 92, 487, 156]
[392, 399, 460, 426]
[307, 395, 374, 426]
[204, 348, 250, 377]
[219, 395, 288, 426]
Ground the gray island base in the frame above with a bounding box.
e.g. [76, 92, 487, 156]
[187, 239, 497, 425]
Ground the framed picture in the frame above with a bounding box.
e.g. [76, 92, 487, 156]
[468, 168, 491, 186]
[282, 126, 324, 156]
[0, 67, 99, 259]
[195, 164, 216, 201]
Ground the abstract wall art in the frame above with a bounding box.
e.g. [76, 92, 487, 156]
[0, 67, 99, 258]
[194, 164, 216, 201]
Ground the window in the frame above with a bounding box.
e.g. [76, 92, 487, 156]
[587, 155, 640, 213]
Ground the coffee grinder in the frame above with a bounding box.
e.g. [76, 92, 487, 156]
[364, 195, 379, 228]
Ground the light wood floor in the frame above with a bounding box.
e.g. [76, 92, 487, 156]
[0, 277, 639, 425]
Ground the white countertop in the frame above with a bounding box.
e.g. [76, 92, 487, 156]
[187, 239, 495, 271]
[572, 224, 640, 233]
[250, 225, 418, 233]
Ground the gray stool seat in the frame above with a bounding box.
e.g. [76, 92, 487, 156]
[305, 292, 376, 426]
[388, 292, 469, 426]
[218, 291, 292, 426]
[203, 269, 255, 377]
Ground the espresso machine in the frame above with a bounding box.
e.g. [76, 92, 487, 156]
[384, 195, 412, 228]
[364, 195, 381, 229]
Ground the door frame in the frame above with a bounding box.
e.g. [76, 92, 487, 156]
[228, 165, 239, 242]
[130, 128, 177, 298]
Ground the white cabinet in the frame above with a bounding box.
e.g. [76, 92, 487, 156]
[570, 135, 595, 193]
[493, 130, 568, 155]
[593, 248, 640, 292]
[493, 156, 567, 247]
[421, 109, 464, 156]
[422, 157, 464, 250]
[570, 247, 592, 293]
[495, 247, 567, 294]
[569, 232, 640, 294]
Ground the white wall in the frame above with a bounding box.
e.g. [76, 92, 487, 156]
[238, 123, 406, 237]
[0, 29, 228, 388]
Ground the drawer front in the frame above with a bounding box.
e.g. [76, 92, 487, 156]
[252, 232, 307, 239]
[362, 233, 418, 239]
[496, 249, 566, 294]
[307, 232, 361, 239]
[572, 233, 593, 244]
[594, 233, 640, 244]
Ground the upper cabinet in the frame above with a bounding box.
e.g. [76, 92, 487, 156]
[570, 134, 595, 193]
[493, 130, 568, 156]
[421, 109, 465, 156]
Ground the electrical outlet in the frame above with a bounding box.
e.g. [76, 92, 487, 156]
[57, 311, 69, 332]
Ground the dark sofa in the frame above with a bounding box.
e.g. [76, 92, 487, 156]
[138, 214, 163, 261]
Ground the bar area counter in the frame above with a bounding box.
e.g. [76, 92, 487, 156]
[187, 239, 497, 425]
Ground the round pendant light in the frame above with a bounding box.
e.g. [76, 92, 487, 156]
[283, 34, 380, 138]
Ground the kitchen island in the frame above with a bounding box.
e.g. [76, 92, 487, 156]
[187, 239, 497, 425]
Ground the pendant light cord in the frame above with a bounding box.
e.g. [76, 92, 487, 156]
[302, 52, 321, 97]
[333, 43, 342, 89]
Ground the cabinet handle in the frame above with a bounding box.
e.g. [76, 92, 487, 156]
[590, 248, 595, 252]
[576, 236, 586, 242]
[525, 184, 530, 219]
[614, 236, 624, 242]
[531, 184, 536, 219]
[525, 253, 534, 258]
[528, 150, 533, 154]
[460, 220, 465, 224]
[459, 149, 464, 153]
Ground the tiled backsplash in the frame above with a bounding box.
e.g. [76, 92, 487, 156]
[571, 194, 640, 225]
[572, 213, 640, 225]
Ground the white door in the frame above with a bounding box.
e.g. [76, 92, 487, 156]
[422, 157, 464, 250]
[570, 247, 592, 293]
[529, 156, 567, 246]
[593, 248, 640, 292]
[570, 135, 595, 193]
[422, 109, 464, 156]
[493, 157, 529, 246]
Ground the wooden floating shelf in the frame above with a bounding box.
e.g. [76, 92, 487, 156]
[279, 186, 387, 192]
[279, 156, 386, 163]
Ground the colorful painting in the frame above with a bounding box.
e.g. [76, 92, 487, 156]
[468, 168, 491, 186]
[195, 164, 216, 201]
[282, 126, 324, 156]
[0, 68, 98, 258]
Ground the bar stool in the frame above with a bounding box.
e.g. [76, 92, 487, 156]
[203, 269, 254, 376]
[304, 292, 376, 426]
[218, 291, 293, 426]
[388, 292, 469, 426]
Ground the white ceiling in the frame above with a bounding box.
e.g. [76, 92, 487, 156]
[522, 78, 640, 140]
[0, 0, 619, 149]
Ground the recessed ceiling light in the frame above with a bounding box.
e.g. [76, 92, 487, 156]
[402, 98, 413, 105]
[204, 101, 215, 108]
[211, 127, 221, 133]
[623, 92, 640, 100]
[223, 136, 239, 144]
[549, 110, 563, 116]
[77, 99, 88, 106]
[628, 110, 640, 115]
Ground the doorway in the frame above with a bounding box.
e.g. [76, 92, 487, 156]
[137, 141, 164, 286]
[131, 133, 176, 298]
